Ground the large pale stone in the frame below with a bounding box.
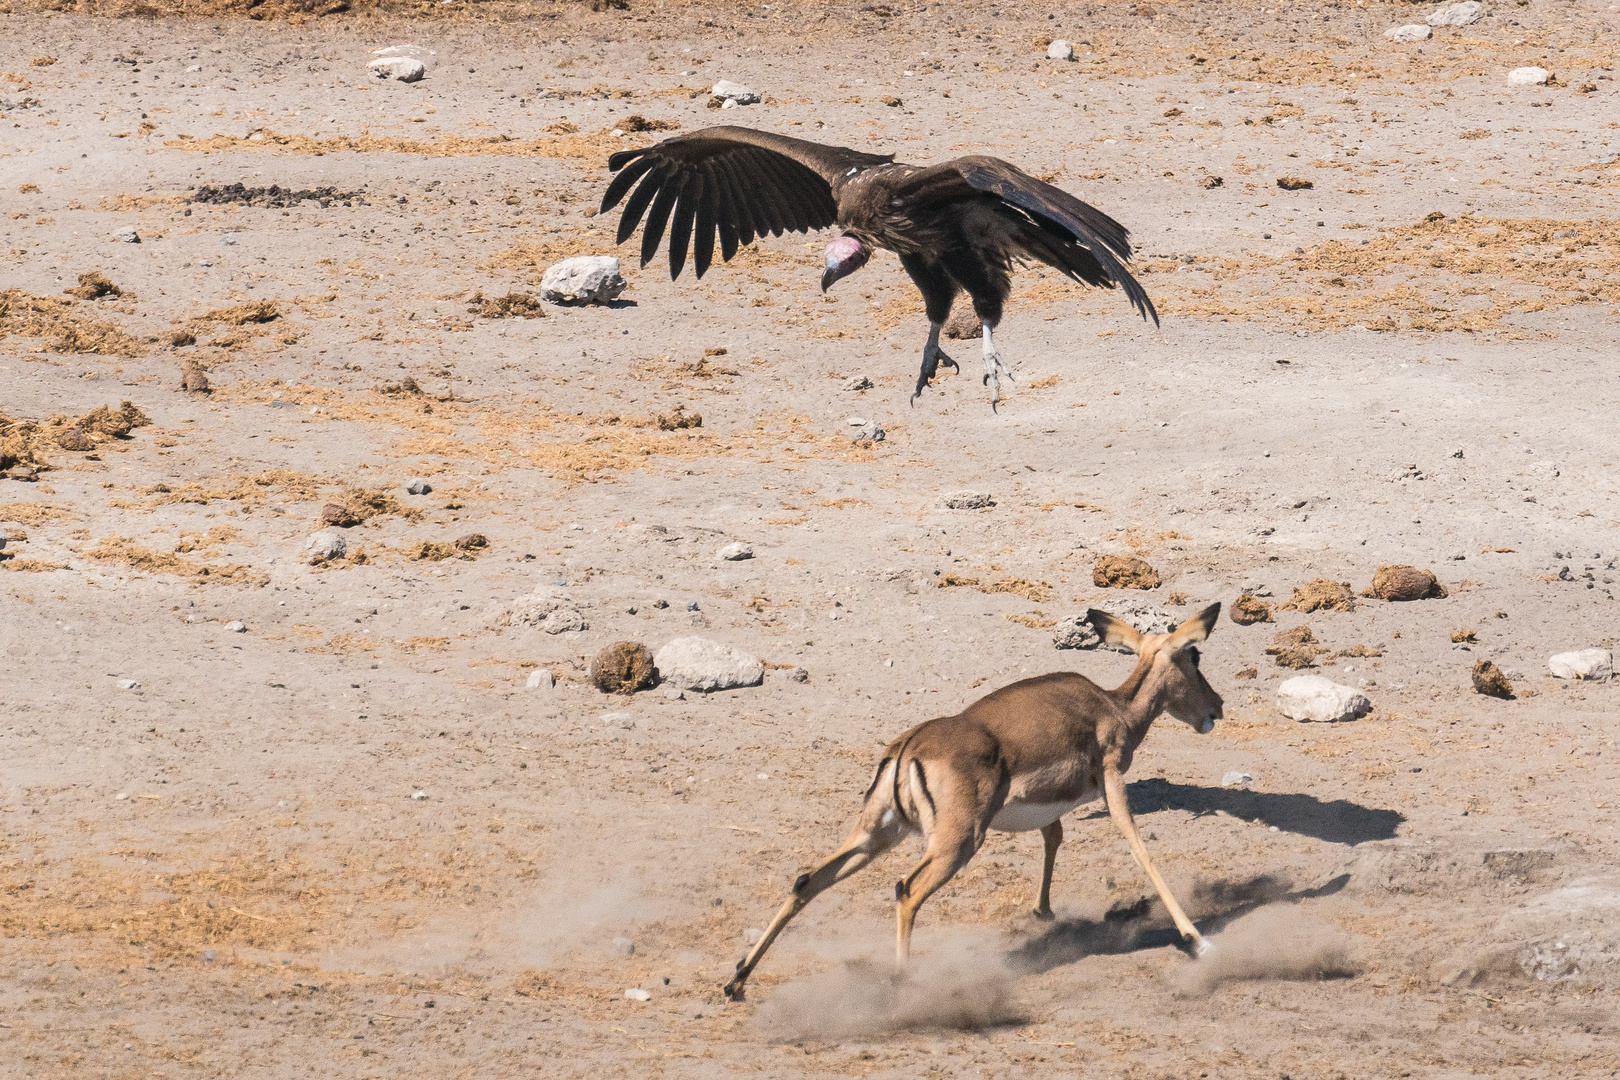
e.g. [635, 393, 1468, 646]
[1427, 1, 1482, 27]
[1508, 66, 1550, 86]
[367, 57, 426, 83]
[1548, 649, 1613, 681]
[1385, 24, 1432, 42]
[540, 256, 626, 305]
[653, 636, 763, 692]
[1276, 675, 1372, 722]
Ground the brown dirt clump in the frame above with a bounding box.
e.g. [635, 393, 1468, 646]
[319, 503, 362, 528]
[0, 412, 47, 472]
[591, 641, 657, 694]
[64, 272, 122, 301]
[937, 573, 980, 588]
[1451, 629, 1478, 644]
[340, 488, 424, 525]
[1093, 554, 1161, 590]
[454, 533, 489, 554]
[1472, 659, 1514, 699]
[0, 288, 148, 356]
[406, 540, 459, 561]
[198, 300, 280, 325]
[981, 577, 1055, 603]
[181, 360, 211, 393]
[656, 405, 702, 430]
[1230, 594, 1274, 625]
[1280, 578, 1355, 614]
[1365, 564, 1447, 601]
[169, 329, 197, 347]
[1233, 666, 1259, 680]
[1266, 625, 1326, 669]
[474, 292, 548, 319]
[43, 401, 152, 455]
[618, 114, 680, 133]
[1277, 176, 1314, 190]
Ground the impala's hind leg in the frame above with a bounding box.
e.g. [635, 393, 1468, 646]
[1034, 819, 1063, 920]
[894, 824, 986, 964]
[722, 803, 907, 999]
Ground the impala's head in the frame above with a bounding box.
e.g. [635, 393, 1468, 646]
[820, 234, 872, 292]
[1087, 603, 1224, 733]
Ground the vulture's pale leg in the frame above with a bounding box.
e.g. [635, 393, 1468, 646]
[911, 322, 959, 404]
[981, 323, 1015, 408]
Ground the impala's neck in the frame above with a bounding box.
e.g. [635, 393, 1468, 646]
[1107, 655, 1172, 752]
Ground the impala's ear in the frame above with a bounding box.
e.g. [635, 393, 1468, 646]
[1087, 608, 1144, 654]
[1166, 603, 1221, 653]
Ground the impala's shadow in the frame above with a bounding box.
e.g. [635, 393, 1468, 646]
[1007, 872, 1351, 977]
[1119, 778, 1405, 846]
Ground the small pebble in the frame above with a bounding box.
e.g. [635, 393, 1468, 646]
[526, 668, 554, 690]
[225, 620, 247, 633]
[686, 600, 700, 612]
[115, 792, 130, 800]
[202, 949, 216, 961]
[716, 542, 753, 561]
[612, 936, 635, 956]
[846, 416, 868, 427]
[117, 678, 140, 690]
[745, 927, 765, 944]
[662, 686, 685, 700]
[624, 987, 652, 1001]
[410, 790, 428, 801]
[405, 478, 432, 495]
[1221, 771, 1254, 788]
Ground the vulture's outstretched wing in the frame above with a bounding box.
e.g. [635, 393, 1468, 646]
[898, 157, 1159, 325]
[600, 126, 893, 279]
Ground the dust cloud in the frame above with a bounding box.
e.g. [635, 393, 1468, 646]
[1174, 905, 1359, 995]
[757, 931, 1027, 1039]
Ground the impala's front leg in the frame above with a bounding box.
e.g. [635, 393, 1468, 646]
[1034, 819, 1062, 920]
[1103, 768, 1207, 954]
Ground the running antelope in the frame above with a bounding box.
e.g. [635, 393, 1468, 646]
[722, 603, 1222, 1000]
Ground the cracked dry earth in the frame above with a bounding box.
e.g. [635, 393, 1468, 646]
[3, 1, 1620, 1077]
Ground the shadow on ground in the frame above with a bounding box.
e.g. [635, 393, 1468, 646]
[1121, 778, 1406, 845]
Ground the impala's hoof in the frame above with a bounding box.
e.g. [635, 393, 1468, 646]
[721, 980, 745, 1001]
[1032, 908, 1055, 922]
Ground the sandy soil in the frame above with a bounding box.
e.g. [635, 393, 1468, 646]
[3, 1, 1620, 1076]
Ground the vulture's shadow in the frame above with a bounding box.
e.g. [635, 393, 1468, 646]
[1007, 872, 1351, 977]
[1118, 778, 1405, 846]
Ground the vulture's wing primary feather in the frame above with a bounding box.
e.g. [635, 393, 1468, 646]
[895, 157, 1159, 326]
[600, 126, 893, 279]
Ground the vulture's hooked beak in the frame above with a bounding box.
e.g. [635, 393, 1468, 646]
[819, 266, 839, 293]
[821, 235, 871, 294]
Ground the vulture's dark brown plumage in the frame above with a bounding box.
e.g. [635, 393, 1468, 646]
[600, 126, 1157, 407]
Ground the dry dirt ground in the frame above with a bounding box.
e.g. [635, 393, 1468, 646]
[3, 0, 1620, 1076]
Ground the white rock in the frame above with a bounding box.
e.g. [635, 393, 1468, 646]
[539, 255, 626, 305]
[1427, 1, 1482, 26]
[405, 477, 432, 495]
[1548, 649, 1613, 681]
[745, 927, 765, 944]
[623, 987, 651, 1001]
[843, 375, 874, 391]
[186, 64, 201, 72]
[113, 226, 140, 243]
[716, 542, 753, 561]
[846, 416, 868, 427]
[1385, 23, 1433, 41]
[653, 636, 764, 693]
[611, 936, 635, 956]
[225, 620, 247, 633]
[117, 678, 140, 690]
[1046, 39, 1075, 60]
[1053, 615, 1101, 650]
[505, 593, 588, 634]
[367, 57, 426, 83]
[411, 790, 428, 800]
[525, 668, 554, 689]
[1221, 771, 1254, 788]
[943, 491, 994, 510]
[600, 712, 636, 730]
[304, 529, 347, 561]
[853, 424, 885, 443]
[662, 686, 685, 701]
[710, 79, 761, 105]
[1508, 66, 1550, 86]
[1277, 675, 1372, 723]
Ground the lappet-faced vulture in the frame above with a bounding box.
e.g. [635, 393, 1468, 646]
[599, 126, 1157, 408]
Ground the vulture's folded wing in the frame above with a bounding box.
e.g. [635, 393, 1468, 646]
[899, 157, 1158, 325]
[599, 126, 893, 279]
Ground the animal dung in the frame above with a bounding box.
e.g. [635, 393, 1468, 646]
[319, 503, 362, 528]
[1266, 625, 1325, 669]
[180, 360, 210, 394]
[1092, 554, 1161, 590]
[1230, 593, 1274, 625]
[65, 271, 121, 301]
[1279, 578, 1355, 614]
[1472, 660, 1514, 699]
[1365, 564, 1447, 601]
[1276, 176, 1314, 191]
[591, 641, 657, 695]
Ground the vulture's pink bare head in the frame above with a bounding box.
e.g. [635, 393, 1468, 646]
[821, 234, 872, 293]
